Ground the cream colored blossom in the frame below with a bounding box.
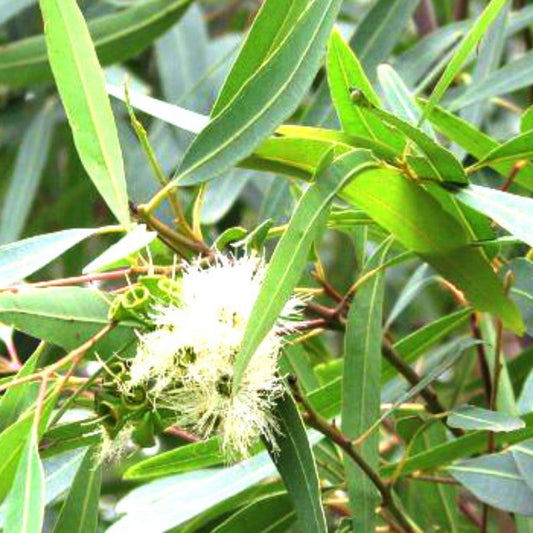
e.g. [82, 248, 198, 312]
[128, 253, 303, 459]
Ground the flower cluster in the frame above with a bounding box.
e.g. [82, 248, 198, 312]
[125, 253, 303, 459]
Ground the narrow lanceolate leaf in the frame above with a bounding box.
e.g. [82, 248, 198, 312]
[4, 431, 45, 533]
[233, 150, 378, 390]
[454, 184, 533, 248]
[423, 0, 509, 120]
[39, 0, 129, 225]
[53, 447, 102, 533]
[0, 287, 136, 355]
[107, 85, 209, 135]
[174, 0, 343, 187]
[510, 258, 533, 336]
[0, 100, 56, 245]
[449, 451, 533, 516]
[212, 493, 295, 533]
[381, 412, 533, 479]
[342, 170, 524, 334]
[425, 104, 533, 191]
[266, 393, 326, 533]
[0, 228, 100, 287]
[448, 405, 525, 432]
[0, 343, 43, 432]
[0, 0, 192, 88]
[211, 0, 311, 117]
[355, 103, 467, 185]
[326, 29, 403, 150]
[474, 129, 533, 169]
[342, 240, 390, 532]
[83, 225, 157, 273]
[377, 64, 435, 139]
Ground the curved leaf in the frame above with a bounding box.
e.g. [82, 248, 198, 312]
[174, 0, 343, 187]
[266, 393, 326, 533]
[40, 0, 129, 224]
[233, 149, 378, 390]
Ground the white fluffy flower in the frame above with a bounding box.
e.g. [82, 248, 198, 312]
[128, 253, 303, 459]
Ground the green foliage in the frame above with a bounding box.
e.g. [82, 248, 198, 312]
[2, 1, 533, 531]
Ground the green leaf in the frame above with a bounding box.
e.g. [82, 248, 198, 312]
[423, 0, 509, 119]
[174, 0, 343, 187]
[124, 437, 225, 480]
[233, 149, 378, 390]
[451, 48, 533, 111]
[381, 411, 533, 478]
[0, 229, 100, 287]
[107, 84, 209, 135]
[0, 343, 43, 432]
[512, 439, 533, 493]
[356, 104, 467, 185]
[53, 447, 102, 533]
[342, 169, 523, 333]
[425, 103, 533, 190]
[0, 0, 193, 88]
[378, 64, 435, 139]
[342, 239, 390, 531]
[522, 105, 533, 132]
[109, 449, 282, 532]
[211, 0, 310, 117]
[83, 225, 157, 273]
[510, 258, 533, 336]
[212, 493, 295, 533]
[326, 29, 402, 148]
[3, 430, 45, 533]
[454, 184, 533, 247]
[473, 129, 533, 169]
[0, 287, 136, 355]
[39, 0, 129, 225]
[448, 405, 525, 432]
[266, 392, 326, 533]
[0, 100, 56, 245]
[449, 449, 533, 516]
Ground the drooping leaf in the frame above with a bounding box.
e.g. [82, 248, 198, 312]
[210, 0, 311, 117]
[342, 169, 523, 333]
[173, 0, 343, 187]
[509, 258, 533, 336]
[0, 343, 44, 432]
[52, 447, 102, 533]
[233, 150, 378, 390]
[3, 430, 45, 533]
[266, 393, 326, 533]
[109, 450, 281, 533]
[342, 240, 390, 531]
[448, 405, 525, 432]
[425, 103, 533, 190]
[40, 0, 129, 224]
[211, 493, 295, 533]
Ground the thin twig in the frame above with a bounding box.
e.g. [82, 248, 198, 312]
[382, 340, 464, 438]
